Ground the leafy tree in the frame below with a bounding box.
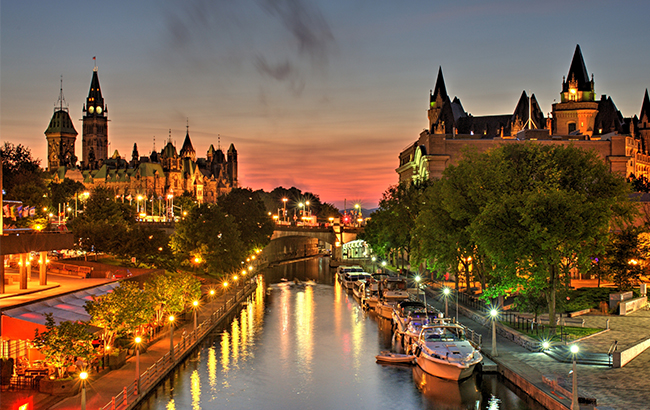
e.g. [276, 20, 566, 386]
[67, 187, 135, 253]
[171, 204, 245, 275]
[463, 144, 633, 330]
[605, 226, 648, 291]
[85, 281, 154, 348]
[218, 188, 274, 253]
[48, 178, 86, 212]
[144, 271, 201, 325]
[1, 142, 45, 202]
[319, 202, 342, 222]
[33, 314, 94, 378]
[628, 174, 650, 193]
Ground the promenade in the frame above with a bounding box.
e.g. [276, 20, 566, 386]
[1, 272, 256, 410]
[420, 285, 650, 410]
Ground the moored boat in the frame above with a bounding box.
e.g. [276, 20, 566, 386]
[375, 351, 415, 364]
[411, 321, 482, 381]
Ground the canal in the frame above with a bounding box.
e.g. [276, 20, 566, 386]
[137, 257, 545, 410]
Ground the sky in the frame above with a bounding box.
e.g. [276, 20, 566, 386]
[2, 0, 649, 209]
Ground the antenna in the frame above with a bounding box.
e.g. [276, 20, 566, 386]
[153, 136, 156, 152]
[168, 129, 172, 143]
[55, 75, 69, 112]
[523, 91, 538, 130]
[186, 118, 189, 134]
[218, 134, 221, 150]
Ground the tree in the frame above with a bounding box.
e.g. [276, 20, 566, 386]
[33, 314, 94, 378]
[319, 202, 342, 222]
[171, 204, 245, 275]
[67, 187, 135, 253]
[48, 178, 86, 213]
[605, 226, 649, 291]
[218, 188, 274, 253]
[1, 142, 48, 224]
[462, 144, 633, 330]
[144, 271, 201, 325]
[85, 281, 154, 348]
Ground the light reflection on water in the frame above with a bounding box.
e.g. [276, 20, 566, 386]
[139, 259, 543, 410]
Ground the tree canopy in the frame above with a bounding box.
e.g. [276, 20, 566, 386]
[218, 188, 274, 253]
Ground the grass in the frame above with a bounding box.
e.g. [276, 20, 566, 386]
[502, 321, 602, 343]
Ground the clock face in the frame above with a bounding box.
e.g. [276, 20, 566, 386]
[96, 106, 103, 114]
[88, 106, 94, 114]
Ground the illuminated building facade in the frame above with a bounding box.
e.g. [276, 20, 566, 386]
[46, 67, 238, 203]
[397, 45, 650, 183]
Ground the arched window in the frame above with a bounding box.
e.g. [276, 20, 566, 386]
[568, 123, 577, 133]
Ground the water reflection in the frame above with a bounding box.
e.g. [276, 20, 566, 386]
[140, 260, 539, 410]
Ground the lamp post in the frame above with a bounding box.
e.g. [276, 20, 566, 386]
[223, 282, 229, 308]
[415, 276, 421, 301]
[282, 198, 288, 222]
[570, 344, 580, 410]
[371, 256, 376, 274]
[79, 371, 88, 410]
[192, 300, 199, 332]
[490, 308, 499, 357]
[134, 336, 142, 391]
[443, 287, 450, 318]
[169, 315, 175, 359]
[381, 261, 387, 274]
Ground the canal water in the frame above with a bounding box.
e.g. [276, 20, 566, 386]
[137, 257, 545, 410]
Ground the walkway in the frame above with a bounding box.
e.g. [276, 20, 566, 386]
[1, 279, 256, 410]
[420, 287, 650, 410]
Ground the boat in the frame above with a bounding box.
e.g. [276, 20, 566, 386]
[411, 365, 481, 406]
[411, 320, 483, 381]
[341, 271, 371, 291]
[381, 277, 409, 300]
[401, 311, 435, 348]
[336, 265, 364, 282]
[392, 300, 426, 334]
[352, 279, 367, 299]
[360, 280, 380, 310]
[375, 298, 399, 320]
[375, 351, 415, 364]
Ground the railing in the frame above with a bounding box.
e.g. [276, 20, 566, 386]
[99, 280, 255, 410]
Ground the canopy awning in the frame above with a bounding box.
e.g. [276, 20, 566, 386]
[1, 282, 119, 340]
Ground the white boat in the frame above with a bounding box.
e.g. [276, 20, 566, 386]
[352, 279, 367, 299]
[360, 281, 380, 310]
[401, 311, 435, 348]
[392, 300, 426, 334]
[375, 298, 399, 320]
[412, 321, 482, 381]
[381, 277, 409, 300]
[341, 272, 371, 291]
[375, 351, 415, 364]
[336, 265, 364, 282]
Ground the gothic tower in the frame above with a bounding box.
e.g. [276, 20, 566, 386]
[551, 45, 599, 137]
[45, 78, 78, 172]
[82, 65, 108, 169]
[227, 143, 238, 186]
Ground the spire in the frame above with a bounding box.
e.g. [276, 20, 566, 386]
[84, 63, 105, 117]
[563, 45, 591, 93]
[640, 89, 650, 124]
[180, 124, 196, 161]
[431, 66, 448, 105]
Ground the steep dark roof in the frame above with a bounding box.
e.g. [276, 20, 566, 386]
[510, 91, 544, 130]
[456, 114, 511, 138]
[563, 45, 591, 93]
[86, 69, 105, 113]
[45, 110, 78, 135]
[593, 96, 624, 135]
[180, 132, 195, 158]
[640, 89, 650, 125]
[431, 66, 448, 104]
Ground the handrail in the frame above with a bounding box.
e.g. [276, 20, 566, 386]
[99, 279, 256, 410]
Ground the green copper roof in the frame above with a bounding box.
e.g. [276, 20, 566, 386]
[45, 110, 78, 136]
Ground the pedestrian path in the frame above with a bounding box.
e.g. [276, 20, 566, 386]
[420, 288, 650, 410]
[1, 282, 254, 410]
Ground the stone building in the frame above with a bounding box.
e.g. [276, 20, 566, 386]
[397, 45, 650, 183]
[46, 66, 238, 203]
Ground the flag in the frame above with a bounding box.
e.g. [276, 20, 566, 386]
[16, 205, 23, 218]
[93, 56, 96, 61]
[126, 194, 133, 201]
[10, 205, 16, 219]
[2, 204, 9, 218]
[22, 207, 29, 218]
[29, 206, 36, 216]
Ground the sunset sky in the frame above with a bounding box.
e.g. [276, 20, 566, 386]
[2, 0, 649, 209]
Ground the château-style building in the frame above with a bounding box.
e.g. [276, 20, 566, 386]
[45, 66, 238, 203]
[397, 45, 650, 183]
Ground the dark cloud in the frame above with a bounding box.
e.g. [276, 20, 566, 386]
[257, 0, 334, 65]
[254, 56, 305, 95]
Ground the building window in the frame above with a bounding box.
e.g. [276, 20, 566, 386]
[568, 123, 576, 133]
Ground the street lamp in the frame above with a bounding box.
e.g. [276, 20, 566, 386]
[209, 289, 215, 297]
[490, 308, 499, 357]
[415, 276, 421, 300]
[570, 344, 580, 410]
[443, 287, 450, 318]
[223, 282, 229, 308]
[192, 300, 199, 332]
[282, 198, 288, 222]
[79, 371, 88, 410]
[134, 336, 142, 392]
[381, 261, 387, 274]
[169, 315, 175, 359]
[371, 256, 376, 274]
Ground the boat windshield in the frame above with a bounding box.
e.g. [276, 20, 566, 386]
[422, 326, 466, 342]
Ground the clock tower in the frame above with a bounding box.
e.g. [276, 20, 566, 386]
[82, 65, 108, 169]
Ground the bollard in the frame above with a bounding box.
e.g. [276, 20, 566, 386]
[606, 319, 610, 330]
[581, 319, 585, 328]
[124, 386, 128, 405]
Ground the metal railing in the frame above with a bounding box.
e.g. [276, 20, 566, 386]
[99, 280, 255, 410]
